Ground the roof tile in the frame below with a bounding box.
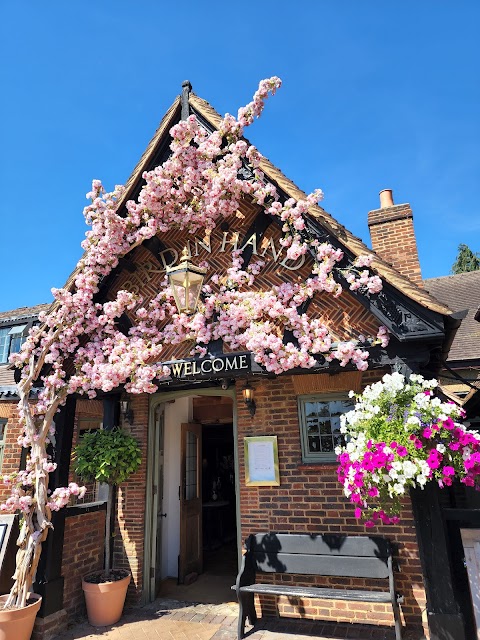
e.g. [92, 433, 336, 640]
[424, 271, 480, 362]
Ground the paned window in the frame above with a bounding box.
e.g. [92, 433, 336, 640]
[185, 431, 199, 501]
[0, 325, 28, 364]
[298, 394, 354, 463]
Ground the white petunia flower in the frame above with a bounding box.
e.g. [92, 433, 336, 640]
[416, 474, 427, 486]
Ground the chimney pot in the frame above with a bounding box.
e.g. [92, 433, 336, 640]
[379, 189, 394, 209]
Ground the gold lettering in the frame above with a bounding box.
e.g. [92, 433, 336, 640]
[220, 231, 229, 253]
[143, 260, 163, 281]
[122, 280, 141, 295]
[192, 361, 200, 375]
[183, 362, 192, 376]
[220, 232, 239, 252]
[186, 241, 195, 257]
[224, 357, 238, 371]
[171, 362, 183, 376]
[260, 236, 283, 262]
[196, 232, 212, 254]
[280, 254, 306, 271]
[240, 235, 257, 255]
[212, 358, 224, 373]
[159, 249, 178, 271]
[201, 360, 213, 373]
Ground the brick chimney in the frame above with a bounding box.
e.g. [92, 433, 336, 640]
[368, 189, 422, 286]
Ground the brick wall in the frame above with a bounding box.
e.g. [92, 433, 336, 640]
[368, 203, 423, 286]
[0, 402, 23, 503]
[235, 372, 428, 636]
[61, 510, 106, 619]
[113, 393, 149, 605]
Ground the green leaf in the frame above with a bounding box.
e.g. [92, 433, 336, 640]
[73, 428, 142, 486]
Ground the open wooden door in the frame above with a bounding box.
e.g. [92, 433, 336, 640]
[179, 423, 203, 583]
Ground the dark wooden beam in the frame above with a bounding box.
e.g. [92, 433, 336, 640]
[34, 395, 77, 617]
[410, 483, 466, 640]
[181, 80, 192, 121]
[103, 394, 121, 431]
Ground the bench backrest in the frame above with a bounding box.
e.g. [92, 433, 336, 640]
[245, 533, 392, 580]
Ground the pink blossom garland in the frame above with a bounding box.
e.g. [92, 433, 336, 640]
[5, 77, 387, 519]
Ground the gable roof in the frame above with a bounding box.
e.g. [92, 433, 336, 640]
[57, 85, 454, 329]
[0, 303, 50, 323]
[118, 89, 452, 317]
[424, 271, 480, 363]
[187, 94, 453, 317]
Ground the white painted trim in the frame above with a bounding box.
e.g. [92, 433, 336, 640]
[142, 387, 240, 603]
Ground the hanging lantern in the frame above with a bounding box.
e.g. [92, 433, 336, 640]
[166, 247, 207, 315]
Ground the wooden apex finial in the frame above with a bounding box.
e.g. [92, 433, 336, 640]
[181, 81, 192, 120]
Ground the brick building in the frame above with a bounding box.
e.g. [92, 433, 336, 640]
[0, 84, 476, 640]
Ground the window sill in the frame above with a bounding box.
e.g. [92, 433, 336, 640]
[65, 500, 107, 517]
[298, 462, 338, 471]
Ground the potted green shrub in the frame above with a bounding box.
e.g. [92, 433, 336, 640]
[73, 427, 141, 626]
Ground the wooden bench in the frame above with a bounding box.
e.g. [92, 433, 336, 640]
[233, 533, 403, 640]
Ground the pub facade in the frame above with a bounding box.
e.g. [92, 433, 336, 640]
[0, 82, 474, 640]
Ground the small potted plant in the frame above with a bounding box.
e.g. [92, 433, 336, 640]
[73, 427, 141, 626]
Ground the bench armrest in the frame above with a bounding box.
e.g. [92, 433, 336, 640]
[235, 551, 256, 593]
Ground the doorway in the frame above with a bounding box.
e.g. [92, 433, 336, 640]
[201, 419, 237, 583]
[144, 390, 239, 605]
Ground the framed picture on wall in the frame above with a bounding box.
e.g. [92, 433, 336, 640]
[244, 435, 280, 486]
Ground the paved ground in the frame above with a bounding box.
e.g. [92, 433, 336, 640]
[55, 598, 398, 640]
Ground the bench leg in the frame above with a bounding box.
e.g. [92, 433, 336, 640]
[238, 592, 257, 639]
[392, 599, 402, 640]
[237, 603, 247, 640]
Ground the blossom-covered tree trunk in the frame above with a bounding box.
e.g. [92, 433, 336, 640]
[4, 355, 69, 608]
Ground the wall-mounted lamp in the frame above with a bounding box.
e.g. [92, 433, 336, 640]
[120, 395, 134, 425]
[242, 382, 256, 418]
[166, 247, 207, 315]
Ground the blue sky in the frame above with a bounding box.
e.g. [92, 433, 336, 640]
[1, 2, 479, 311]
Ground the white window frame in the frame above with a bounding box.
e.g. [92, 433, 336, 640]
[0, 324, 28, 364]
[297, 393, 353, 464]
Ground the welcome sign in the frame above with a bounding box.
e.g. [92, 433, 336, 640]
[165, 353, 253, 380]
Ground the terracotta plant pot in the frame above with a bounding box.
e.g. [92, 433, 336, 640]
[0, 593, 42, 640]
[82, 572, 130, 626]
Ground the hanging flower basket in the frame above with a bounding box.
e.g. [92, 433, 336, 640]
[337, 373, 480, 526]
